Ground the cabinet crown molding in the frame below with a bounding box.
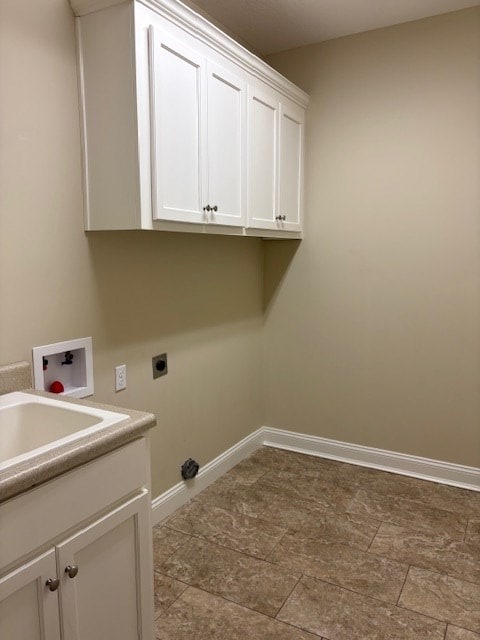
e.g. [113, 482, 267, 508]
[69, 0, 309, 108]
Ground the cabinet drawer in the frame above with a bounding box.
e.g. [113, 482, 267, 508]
[0, 438, 148, 572]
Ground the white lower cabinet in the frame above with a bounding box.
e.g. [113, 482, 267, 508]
[58, 493, 151, 640]
[0, 439, 154, 640]
[0, 551, 61, 640]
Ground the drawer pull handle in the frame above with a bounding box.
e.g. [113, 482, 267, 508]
[46, 578, 59, 592]
[65, 565, 79, 579]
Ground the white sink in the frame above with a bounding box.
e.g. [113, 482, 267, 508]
[0, 392, 129, 471]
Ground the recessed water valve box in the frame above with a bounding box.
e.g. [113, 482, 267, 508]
[32, 337, 94, 398]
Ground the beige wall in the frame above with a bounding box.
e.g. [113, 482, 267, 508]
[0, 0, 264, 497]
[265, 8, 480, 467]
[1, 0, 479, 497]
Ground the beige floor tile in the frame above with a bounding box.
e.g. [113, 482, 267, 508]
[153, 449, 480, 638]
[277, 575, 446, 639]
[369, 523, 480, 584]
[153, 572, 187, 618]
[260, 497, 380, 550]
[249, 447, 389, 490]
[357, 474, 480, 518]
[251, 451, 474, 514]
[155, 587, 320, 639]
[467, 519, 480, 546]
[245, 447, 367, 483]
[194, 475, 280, 518]
[152, 525, 191, 566]
[446, 626, 480, 639]
[310, 462, 480, 518]
[399, 566, 480, 632]
[166, 500, 287, 558]
[160, 537, 300, 616]
[268, 533, 408, 603]
[347, 489, 468, 539]
[257, 469, 356, 510]
[221, 452, 271, 484]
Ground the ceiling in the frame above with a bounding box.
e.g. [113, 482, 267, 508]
[188, 0, 480, 55]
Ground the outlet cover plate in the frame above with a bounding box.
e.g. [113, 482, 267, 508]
[152, 353, 168, 379]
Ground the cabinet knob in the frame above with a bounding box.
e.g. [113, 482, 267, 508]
[65, 565, 79, 579]
[211, 205, 218, 212]
[282, 215, 286, 221]
[46, 578, 59, 592]
[203, 204, 211, 212]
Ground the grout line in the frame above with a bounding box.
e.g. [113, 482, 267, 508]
[290, 573, 407, 609]
[367, 545, 480, 590]
[163, 584, 324, 638]
[464, 517, 470, 543]
[250, 477, 468, 543]
[152, 526, 193, 566]
[396, 565, 411, 606]
[365, 520, 383, 553]
[164, 528, 296, 566]
[152, 573, 189, 620]
[276, 570, 453, 630]
[263, 529, 290, 563]
[273, 572, 304, 619]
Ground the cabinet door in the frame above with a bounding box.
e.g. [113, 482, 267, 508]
[278, 100, 304, 232]
[247, 86, 280, 230]
[149, 26, 207, 224]
[57, 492, 153, 640]
[0, 550, 61, 640]
[206, 62, 246, 227]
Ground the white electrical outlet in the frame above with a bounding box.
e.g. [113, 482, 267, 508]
[115, 364, 127, 392]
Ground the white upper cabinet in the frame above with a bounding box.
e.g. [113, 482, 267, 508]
[278, 100, 305, 232]
[149, 23, 246, 227]
[206, 62, 246, 227]
[247, 89, 304, 232]
[247, 86, 279, 230]
[149, 27, 206, 224]
[73, 0, 308, 237]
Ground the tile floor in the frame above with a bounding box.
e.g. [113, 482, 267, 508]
[152, 446, 480, 639]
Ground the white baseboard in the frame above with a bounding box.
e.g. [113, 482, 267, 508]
[261, 426, 480, 491]
[151, 428, 264, 525]
[152, 426, 480, 524]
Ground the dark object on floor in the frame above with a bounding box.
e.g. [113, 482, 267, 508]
[181, 458, 200, 480]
